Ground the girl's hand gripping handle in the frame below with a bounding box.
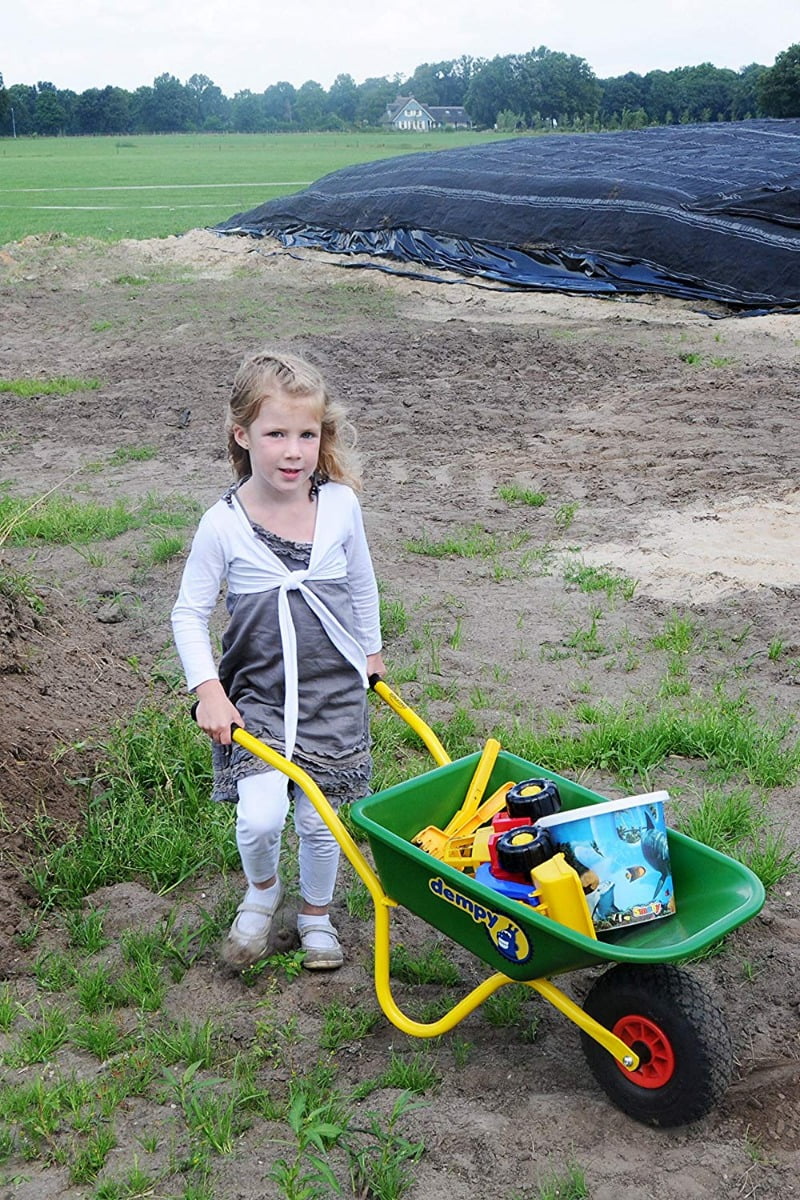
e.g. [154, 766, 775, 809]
[190, 680, 244, 746]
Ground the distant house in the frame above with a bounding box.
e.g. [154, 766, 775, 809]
[383, 96, 473, 131]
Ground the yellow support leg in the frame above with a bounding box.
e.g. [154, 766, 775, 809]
[526, 977, 640, 1071]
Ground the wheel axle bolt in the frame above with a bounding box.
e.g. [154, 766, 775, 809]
[622, 1055, 636, 1069]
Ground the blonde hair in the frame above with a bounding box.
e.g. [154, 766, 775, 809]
[226, 350, 361, 490]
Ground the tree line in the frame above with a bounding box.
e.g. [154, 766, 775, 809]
[1, 43, 798, 137]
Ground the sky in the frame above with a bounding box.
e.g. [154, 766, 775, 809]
[3, 1, 797, 95]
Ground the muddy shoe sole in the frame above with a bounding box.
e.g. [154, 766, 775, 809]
[221, 881, 285, 969]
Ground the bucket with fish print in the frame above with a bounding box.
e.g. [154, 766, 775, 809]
[536, 791, 676, 934]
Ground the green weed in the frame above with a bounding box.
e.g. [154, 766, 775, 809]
[5, 1004, 70, 1066]
[344, 877, 370, 920]
[109, 445, 158, 465]
[242, 949, 306, 985]
[0, 983, 20, 1031]
[554, 501, 578, 531]
[143, 1018, 219, 1068]
[0, 568, 45, 619]
[74, 962, 123, 1014]
[563, 559, 637, 601]
[164, 1061, 243, 1155]
[144, 531, 185, 564]
[345, 1091, 425, 1200]
[373, 1051, 441, 1096]
[268, 1081, 346, 1199]
[482, 984, 537, 1030]
[498, 484, 547, 507]
[451, 1036, 474, 1068]
[63, 907, 110, 952]
[380, 593, 409, 641]
[33, 949, 76, 992]
[69, 1127, 117, 1184]
[564, 610, 607, 657]
[526, 1162, 589, 1200]
[117, 928, 168, 1011]
[70, 1013, 131, 1060]
[651, 612, 698, 654]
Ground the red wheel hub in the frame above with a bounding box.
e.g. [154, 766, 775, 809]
[613, 1013, 676, 1088]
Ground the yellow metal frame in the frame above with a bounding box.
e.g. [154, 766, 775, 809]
[231, 715, 639, 1072]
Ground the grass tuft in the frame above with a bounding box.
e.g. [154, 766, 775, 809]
[0, 377, 101, 396]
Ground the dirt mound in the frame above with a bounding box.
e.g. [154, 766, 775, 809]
[0, 584, 139, 945]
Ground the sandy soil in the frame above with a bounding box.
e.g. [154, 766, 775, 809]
[0, 228, 799, 1198]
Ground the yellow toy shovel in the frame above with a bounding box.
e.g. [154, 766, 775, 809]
[413, 737, 501, 854]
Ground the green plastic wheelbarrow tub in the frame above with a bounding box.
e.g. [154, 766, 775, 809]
[350, 750, 765, 983]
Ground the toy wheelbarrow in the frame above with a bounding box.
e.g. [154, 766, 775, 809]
[228, 677, 765, 1127]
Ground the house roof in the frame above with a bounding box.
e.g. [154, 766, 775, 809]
[427, 106, 470, 124]
[384, 96, 471, 125]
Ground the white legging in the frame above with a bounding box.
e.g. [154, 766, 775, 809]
[235, 770, 341, 908]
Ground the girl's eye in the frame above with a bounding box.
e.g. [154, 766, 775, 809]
[300, 431, 318, 439]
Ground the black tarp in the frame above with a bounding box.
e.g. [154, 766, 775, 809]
[214, 120, 800, 310]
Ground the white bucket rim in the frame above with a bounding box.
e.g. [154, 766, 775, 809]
[536, 789, 670, 828]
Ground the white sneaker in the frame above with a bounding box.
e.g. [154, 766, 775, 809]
[221, 881, 285, 968]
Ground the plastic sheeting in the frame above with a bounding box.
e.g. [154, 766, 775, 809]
[214, 120, 800, 310]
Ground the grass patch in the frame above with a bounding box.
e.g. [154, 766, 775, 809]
[674, 787, 798, 890]
[0, 377, 101, 396]
[405, 524, 530, 558]
[109, 445, 158, 465]
[563, 559, 637, 601]
[498, 484, 547, 507]
[0, 567, 45, 613]
[391, 941, 460, 986]
[0, 129, 511, 243]
[143, 532, 185, 565]
[495, 694, 800, 790]
[27, 704, 239, 909]
[0, 490, 199, 545]
[379, 591, 409, 641]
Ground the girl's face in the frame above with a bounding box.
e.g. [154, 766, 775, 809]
[233, 390, 322, 499]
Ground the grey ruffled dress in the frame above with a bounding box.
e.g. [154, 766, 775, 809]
[210, 492, 372, 806]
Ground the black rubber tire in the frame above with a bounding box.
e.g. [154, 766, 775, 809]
[579, 963, 733, 1126]
[506, 778, 561, 820]
[495, 826, 553, 875]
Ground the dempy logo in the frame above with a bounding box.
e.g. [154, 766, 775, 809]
[429, 877, 531, 964]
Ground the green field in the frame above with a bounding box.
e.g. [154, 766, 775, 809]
[0, 130, 509, 244]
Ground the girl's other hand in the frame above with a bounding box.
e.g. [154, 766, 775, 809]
[194, 680, 244, 745]
[366, 651, 387, 681]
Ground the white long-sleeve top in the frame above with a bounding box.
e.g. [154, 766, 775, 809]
[171, 481, 382, 761]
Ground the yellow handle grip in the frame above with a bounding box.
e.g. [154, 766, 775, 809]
[369, 676, 451, 767]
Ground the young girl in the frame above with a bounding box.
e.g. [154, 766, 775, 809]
[172, 349, 385, 970]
